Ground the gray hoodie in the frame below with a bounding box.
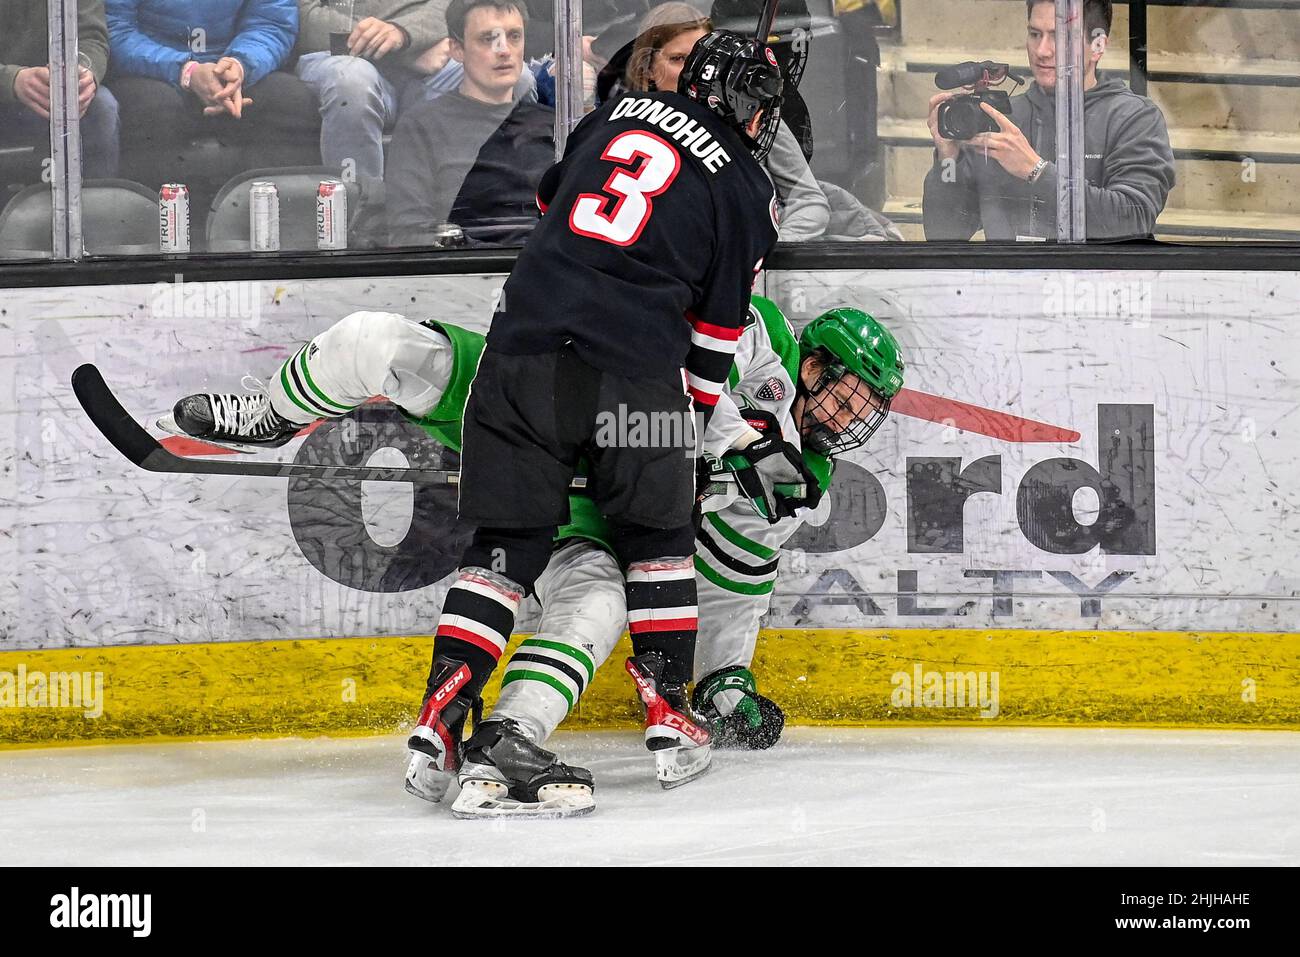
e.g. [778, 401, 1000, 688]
[922, 75, 1175, 241]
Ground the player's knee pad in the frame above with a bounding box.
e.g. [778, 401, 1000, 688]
[333, 310, 421, 391]
[534, 541, 627, 663]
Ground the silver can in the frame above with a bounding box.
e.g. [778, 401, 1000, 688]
[159, 183, 190, 253]
[430, 222, 465, 248]
[316, 179, 348, 250]
[249, 181, 280, 252]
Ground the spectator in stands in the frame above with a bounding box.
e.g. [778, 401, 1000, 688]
[833, 0, 889, 209]
[922, 0, 1174, 241]
[386, 0, 553, 246]
[295, 1, 454, 179]
[1, 0, 119, 180]
[106, 0, 320, 202]
[624, 2, 830, 242]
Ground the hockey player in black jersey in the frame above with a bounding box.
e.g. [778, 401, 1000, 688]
[408, 29, 786, 799]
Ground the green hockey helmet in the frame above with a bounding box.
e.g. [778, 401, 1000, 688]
[797, 307, 905, 454]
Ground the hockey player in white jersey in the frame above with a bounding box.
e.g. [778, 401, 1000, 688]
[162, 296, 903, 815]
[160, 308, 709, 815]
[691, 298, 904, 746]
[483, 297, 905, 759]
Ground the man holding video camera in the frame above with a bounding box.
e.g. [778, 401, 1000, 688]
[921, 0, 1174, 241]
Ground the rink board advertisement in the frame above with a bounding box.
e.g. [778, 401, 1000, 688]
[2, 268, 1298, 739]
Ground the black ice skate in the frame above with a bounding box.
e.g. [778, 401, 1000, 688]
[405, 660, 481, 804]
[158, 383, 306, 452]
[451, 718, 595, 819]
[625, 652, 712, 789]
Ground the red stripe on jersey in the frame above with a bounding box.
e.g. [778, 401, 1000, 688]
[687, 315, 744, 342]
[628, 617, 699, 634]
[687, 385, 719, 406]
[536, 192, 548, 213]
[435, 624, 505, 660]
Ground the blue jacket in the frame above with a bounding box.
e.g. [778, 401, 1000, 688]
[106, 0, 297, 88]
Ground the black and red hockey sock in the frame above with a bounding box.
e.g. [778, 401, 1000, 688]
[426, 566, 524, 702]
[625, 556, 698, 687]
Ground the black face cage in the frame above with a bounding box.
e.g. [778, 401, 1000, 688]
[800, 366, 892, 456]
[728, 52, 784, 161]
[748, 99, 782, 160]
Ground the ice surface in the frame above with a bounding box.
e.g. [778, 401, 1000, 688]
[2, 728, 1297, 866]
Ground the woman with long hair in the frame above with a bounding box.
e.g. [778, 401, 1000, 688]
[621, 2, 830, 241]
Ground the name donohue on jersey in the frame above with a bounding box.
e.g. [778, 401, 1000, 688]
[483, 90, 780, 428]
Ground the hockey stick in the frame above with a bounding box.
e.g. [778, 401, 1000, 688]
[754, 0, 781, 43]
[72, 363, 469, 485]
[73, 363, 805, 497]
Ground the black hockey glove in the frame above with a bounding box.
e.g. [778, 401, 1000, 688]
[721, 414, 820, 525]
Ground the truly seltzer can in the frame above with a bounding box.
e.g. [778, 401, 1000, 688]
[316, 179, 347, 250]
[249, 181, 280, 252]
[159, 183, 190, 253]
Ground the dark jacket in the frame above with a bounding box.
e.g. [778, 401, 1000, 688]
[1, 0, 109, 104]
[922, 75, 1176, 241]
[387, 91, 554, 246]
[105, 0, 296, 87]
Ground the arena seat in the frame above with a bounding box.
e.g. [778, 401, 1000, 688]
[0, 179, 160, 258]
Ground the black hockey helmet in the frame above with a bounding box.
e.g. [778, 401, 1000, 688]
[678, 30, 784, 161]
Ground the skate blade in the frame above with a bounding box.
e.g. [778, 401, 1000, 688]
[155, 414, 260, 454]
[404, 751, 453, 804]
[656, 745, 712, 790]
[155, 414, 307, 454]
[451, 779, 595, 819]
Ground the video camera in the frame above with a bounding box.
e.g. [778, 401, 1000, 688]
[934, 61, 1024, 140]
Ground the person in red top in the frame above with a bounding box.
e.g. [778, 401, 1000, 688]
[406, 29, 786, 801]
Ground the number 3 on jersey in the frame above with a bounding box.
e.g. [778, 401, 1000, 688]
[569, 131, 681, 246]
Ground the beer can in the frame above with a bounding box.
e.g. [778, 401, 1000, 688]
[249, 181, 280, 252]
[316, 179, 348, 250]
[430, 222, 466, 248]
[159, 183, 190, 253]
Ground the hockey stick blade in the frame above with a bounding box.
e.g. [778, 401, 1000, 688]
[71, 363, 462, 485]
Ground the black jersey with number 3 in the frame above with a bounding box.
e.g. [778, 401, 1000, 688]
[485, 91, 779, 421]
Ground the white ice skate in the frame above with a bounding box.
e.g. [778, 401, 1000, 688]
[405, 750, 455, 803]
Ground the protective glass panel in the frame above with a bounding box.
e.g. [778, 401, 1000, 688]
[1135, 0, 1300, 243]
[0, 0, 56, 260]
[98, 0, 557, 254]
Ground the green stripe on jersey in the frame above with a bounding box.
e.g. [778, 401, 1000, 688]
[518, 637, 595, 684]
[500, 669, 575, 711]
[296, 348, 352, 412]
[705, 511, 777, 560]
[695, 554, 776, 596]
